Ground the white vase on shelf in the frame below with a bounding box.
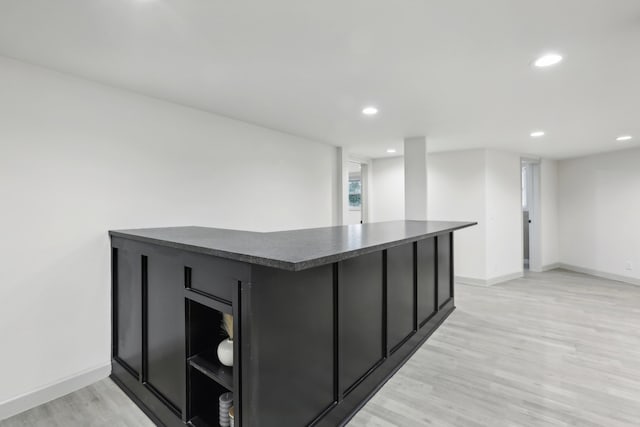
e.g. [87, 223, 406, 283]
[217, 338, 234, 367]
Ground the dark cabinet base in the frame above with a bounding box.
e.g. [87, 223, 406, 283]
[111, 232, 458, 427]
[111, 361, 185, 427]
[112, 299, 455, 427]
[315, 299, 455, 427]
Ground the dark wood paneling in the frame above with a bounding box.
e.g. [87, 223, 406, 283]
[386, 244, 416, 352]
[339, 252, 384, 395]
[232, 281, 243, 427]
[244, 265, 335, 427]
[114, 247, 142, 377]
[437, 233, 452, 307]
[417, 238, 437, 325]
[314, 299, 456, 427]
[183, 252, 249, 303]
[146, 248, 185, 414]
[111, 361, 184, 427]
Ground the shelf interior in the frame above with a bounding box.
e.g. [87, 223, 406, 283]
[189, 352, 233, 391]
[186, 298, 235, 426]
[189, 368, 231, 427]
[188, 416, 211, 427]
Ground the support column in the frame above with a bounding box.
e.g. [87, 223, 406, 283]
[336, 147, 350, 225]
[404, 136, 428, 221]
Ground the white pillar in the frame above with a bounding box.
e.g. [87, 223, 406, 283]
[404, 136, 428, 221]
[336, 147, 350, 225]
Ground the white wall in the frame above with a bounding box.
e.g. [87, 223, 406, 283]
[558, 148, 640, 283]
[372, 145, 640, 286]
[345, 210, 362, 224]
[370, 157, 404, 222]
[0, 56, 338, 414]
[428, 150, 487, 280]
[540, 159, 560, 269]
[370, 149, 524, 284]
[485, 150, 523, 281]
[404, 137, 428, 220]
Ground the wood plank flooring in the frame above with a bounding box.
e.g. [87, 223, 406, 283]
[2, 269, 640, 426]
[0, 378, 152, 427]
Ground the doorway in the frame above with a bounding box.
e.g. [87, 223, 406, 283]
[521, 159, 540, 271]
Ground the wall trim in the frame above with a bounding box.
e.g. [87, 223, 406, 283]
[456, 271, 524, 287]
[530, 262, 562, 273]
[457, 265, 640, 288]
[455, 276, 485, 286]
[557, 263, 640, 287]
[0, 362, 111, 421]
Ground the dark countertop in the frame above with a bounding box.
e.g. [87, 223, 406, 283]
[110, 220, 476, 271]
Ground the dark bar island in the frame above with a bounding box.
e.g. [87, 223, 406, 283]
[110, 220, 476, 427]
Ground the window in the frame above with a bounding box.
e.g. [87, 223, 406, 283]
[349, 179, 362, 210]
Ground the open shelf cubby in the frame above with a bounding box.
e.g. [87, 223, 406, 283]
[188, 367, 231, 427]
[189, 352, 234, 391]
[186, 298, 235, 426]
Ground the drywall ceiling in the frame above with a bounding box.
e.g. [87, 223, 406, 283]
[0, 0, 638, 159]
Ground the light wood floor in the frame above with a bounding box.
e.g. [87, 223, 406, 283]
[2, 270, 640, 426]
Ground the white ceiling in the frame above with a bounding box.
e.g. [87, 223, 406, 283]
[0, 0, 639, 159]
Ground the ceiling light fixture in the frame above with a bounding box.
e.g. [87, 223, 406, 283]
[530, 131, 545, 138]
[534, 53, 563, 68]
[386, 149, 397, 153]
[616, 135, 633, 142]
[362, 106, 379, 116]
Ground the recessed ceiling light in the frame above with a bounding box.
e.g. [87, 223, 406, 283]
[616, 135, 633, 142]
[386, 148, 396, 153]
[362, 106, 378, 116]
[530, 131, 545, 138]
[534, 53, 563, 68]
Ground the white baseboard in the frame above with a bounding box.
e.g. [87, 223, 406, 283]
[540, 263, 562, 272]
[556, 263, 640, 287]
[456, 271, 524, 287]
[530, 263, 562, 273]
[0, 362, 111, 421]
[455, 276, 487, 286]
